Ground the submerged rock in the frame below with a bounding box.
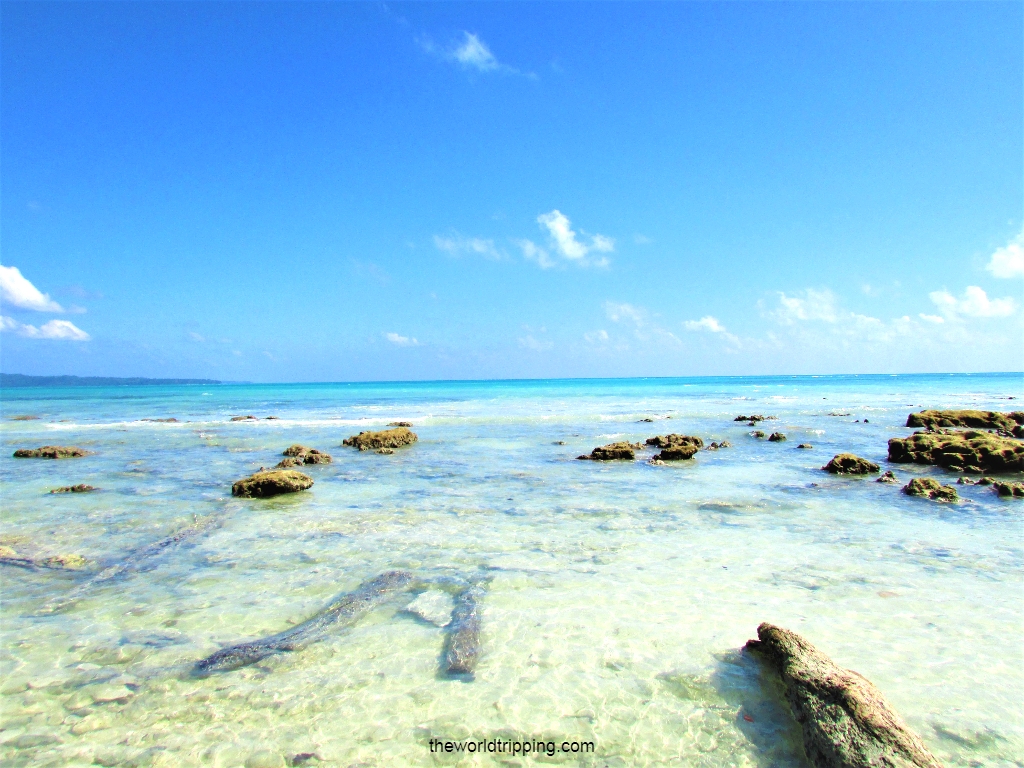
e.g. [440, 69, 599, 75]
[281, 445, 332, 464]
[377, 448, 395, 455]
[387, 421, 413, 427]
[140, 418, 178, 423]
[577, 442, 641, 461]
[734, 415, 776, 423]
[797, 444, 813, 449]
[888, 430, 1024, 472]
[876, 470, 899, 483]
[902, 477, 958, 502]
[231, 470, 313, 498]
[768, 432, 787, 442]
[13, 446, 90, 459]
[49, 484, 97, 494]
[745, 622, 942, 768]
[822, 454, 880, 475]
[906, 409, 1024, 433]
[230, 415, 258, 421]
[343, 427, 417, 451]
[751, 431, 766, 439]
[404, 589, 454, 627]
[10, 415, 39, 421]
[994, 481, 1024, 498]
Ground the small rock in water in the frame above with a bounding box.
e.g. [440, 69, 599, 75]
[977, 477, 995, 486]
[903, 477, 959, 502]
[956, 476, 974, 485]
[750, 431, 766, 439]
[90, 684, 134, 704]
[230, 415, 258, 421]
[994, 481, 1024, 498]
[876, 471, 898, 483]
[823, 454, 880, 475]
[49, 484, 97, 494]
[377, 447, 395, 455]
[553, 440, 566, 445]
[797, 444, 813, 449]
[405, 590, 455, 627]
[768, 432, 786, 442]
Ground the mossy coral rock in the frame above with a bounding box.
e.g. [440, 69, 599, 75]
[343, 427, 417, 451]
[745, 623, 942, 768]
[902, 477, 958, 502]
[13, 446, 90, 459]
[906, 409, 1024, 432]
[994, 481, 1024, 498]
[645, 434, 704, 450]
[49, 484, 97, 494]
[577, 441, 640, 461]
[231, 470, 313, 498]
[281, 445, 332, 464]
[655, 445, 699, 461]
[888, 430, 1024, 472]
[768, 432, 787, 442]
[877, 470, 899, 483]
[822, 454, 880, 475]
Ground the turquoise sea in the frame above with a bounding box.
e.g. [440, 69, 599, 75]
[0, 373, 1021, 767]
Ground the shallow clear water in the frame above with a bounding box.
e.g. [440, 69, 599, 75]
[0, 373, 1021, 767]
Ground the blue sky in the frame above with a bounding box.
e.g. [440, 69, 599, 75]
[1, 1, 1021, 381]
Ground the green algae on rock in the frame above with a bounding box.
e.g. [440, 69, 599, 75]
[745, 622, 943, 768]
[768, 432, 787, 442]
[645, 434, 704, 450]
[13, 446, 91, 459]
[231, 469, 313, 498]
[903, 477, 959, 502]
[281, 445, 332, 464]
[994, 481, 1024, 498]
[49, 484, 97, 494]
[888, 430, 1024, 472]
[877, 470, 899, 483]
[822, 454, 880, 475]
[577, 441, 641, 461]
[906, 409, 1024, 435]
[342, 427, 418, 451]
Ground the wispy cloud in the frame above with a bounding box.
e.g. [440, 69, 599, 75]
[771, 289, 839, 324]
[1, 316, 90, 340]
[518, 334, 553, 351]
[421, 31, 532, 77]
[519, 209, 612, 269]
[188, 331, 206, 342]
[683, 315, 740, 346]
[986, 231, 1024, 279]
[929, 286, 1016, 318]
[516, 239, 555, 269]
[385, 332, 419, 347]
[584, 329, 609, 344]
[604, 301, 645, 325]
[0, 265, 64, 312]
[434, 234, 504, 260]
[603, 301, 681, 347]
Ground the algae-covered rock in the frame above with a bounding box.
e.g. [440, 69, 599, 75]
[377, 447, 395, 455]
[877, 470, 898, 483]
[797, 443, 813, 449]
[231, 470, 313, 498]
[343, 427, 417, 451]
[49, 484, 97, 494]
[655, 445, 699, 461]
[40, 553, 89, 569]
[888, 430, 1023, 472]
[994, 481, 1024, 498]
[751, 430, 766, 438]
[230, 415, 258, 421]
[275, 457, 303, 468]
[707, 440, 732, 450]
[906, 409, 1024, 432]
[903, 477, 958, 502]
[745, 622, 942, 768]
[734, 415, 776, 423]
[577, 442, 640, 461]
[13, 446, 90, 459]
[10, 415, 39, 421]
[281, 445, 332, 464]
[387, 421, 413, 427]
[645, 434, 704, 450]
[768, 432, 787, 442]
[822, 454, 880, 475]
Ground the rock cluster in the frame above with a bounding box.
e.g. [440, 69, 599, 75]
[822, 454, 880, 475]
[13, 446, 90, 459]
[706, 440, 731, 450]
[902, 477, 958, 502]
[745, 623, 943, 768]
[994, 481, 1024, 498]
[343, 427, 418, 452]
[646, 434, 703, 461]
[577, 442, 642, 461]
[906, 409, 1024, 437]
[231, 470, 314, 498]
[278, 445, 332, 466]
[49, 484, 97, 494]
[888, 430, 1023, 472]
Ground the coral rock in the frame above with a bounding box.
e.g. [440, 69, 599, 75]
[231, 470, 313, 498]
[822, 454, 880, 475]
[888, 430, 1023, 472]
[13, 446, 90, 459]
[343, 427, 417, 451]
[902, 477, 958, 502]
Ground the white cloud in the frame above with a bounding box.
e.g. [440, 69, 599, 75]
[516, 239, 555, 269]
[0, 316, 90, 340]
[188, 331, 206, 342]
[604, 301, 645, 325]
[385, 332, 419, 347]
[433, 234, 503, 260]
[584, 329, 609, 344]
[919, 314, 945, 324]
[773, 289, 838, 323]
[0, 265, 64, 312]
[536, 210, 613, 267]
[633, 234, 652, 245]
[453, 32, 499, 71]
[986, 232, 1024, 279]
[518, 334, 553, 351]
[929, 286, 1016, 318]
[684, 316, 725, 333]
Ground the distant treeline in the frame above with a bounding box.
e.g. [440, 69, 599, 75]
[1, 373, 221, 387]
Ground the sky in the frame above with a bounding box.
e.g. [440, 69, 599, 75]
[1, 1, 1022, 382]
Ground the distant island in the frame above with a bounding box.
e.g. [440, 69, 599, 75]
[1, 374, 221, 387]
